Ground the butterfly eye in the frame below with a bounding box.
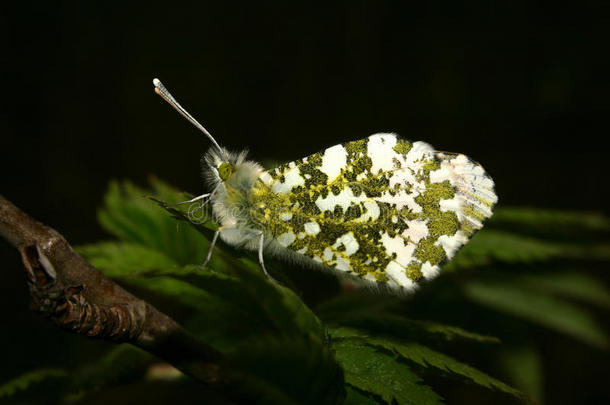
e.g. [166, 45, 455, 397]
[217, 162, 235, 181]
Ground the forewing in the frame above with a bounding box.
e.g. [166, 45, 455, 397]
[255, 133, 497, 290]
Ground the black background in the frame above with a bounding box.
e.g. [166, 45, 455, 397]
[1, 2, 608, 404]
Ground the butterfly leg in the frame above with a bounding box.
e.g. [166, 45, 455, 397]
[175, 193, 210, 206]
[201, 228, 221, 268]
[258, 232, 272, 279]
[175, 184, 221, 206]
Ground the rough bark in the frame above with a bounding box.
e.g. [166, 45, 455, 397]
[0, 194, 292, 403]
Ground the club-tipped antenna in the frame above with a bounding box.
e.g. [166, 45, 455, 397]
[153, 78, 225, 156]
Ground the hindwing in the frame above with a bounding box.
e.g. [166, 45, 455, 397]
[252, 133, 497, 290]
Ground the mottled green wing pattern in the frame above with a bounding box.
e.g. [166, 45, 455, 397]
[253, 133, 497, 290]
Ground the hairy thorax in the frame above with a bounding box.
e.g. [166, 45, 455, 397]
[211, 160, 282, 249]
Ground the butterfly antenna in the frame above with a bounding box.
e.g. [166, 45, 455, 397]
[153, 78, 225, 157]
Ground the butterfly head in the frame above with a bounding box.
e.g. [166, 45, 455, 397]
[203, 147, 253, 185]
[217, 162, 235, 181]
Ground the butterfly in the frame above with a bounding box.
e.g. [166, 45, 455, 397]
[153, 79, 497, 292]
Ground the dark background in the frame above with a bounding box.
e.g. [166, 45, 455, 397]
[1, 1, 608, 404]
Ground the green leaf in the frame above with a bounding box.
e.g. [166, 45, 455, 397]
[334, 341, 443, 405]
[345, 386, 383, 404]
[463, 281, 609, 349]
[447, 230, 564, 269]
[490, 207, 610, 232]
[315, 291, 405, 319]
[77, 242, 178, 278]
[330, 327, 522, 398]
[316, 290, 499, 345]
[516, 272, 610, 310]
[447, 227, 610, 270]
[68, 344, 153, 393]
[499, 346, 544, 404]
[320, 310, 500, 345]
[227, 337, 345, 405]
[97, 179, 209, 265]
[108, 262, 324, 350]
[230, 259, 325, 341]
[113, 271, 253, 349]
[146, 195, 217, 239]
[0, 368, 67, 398]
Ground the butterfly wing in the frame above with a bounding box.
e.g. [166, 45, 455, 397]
[253, 133, 497, 290]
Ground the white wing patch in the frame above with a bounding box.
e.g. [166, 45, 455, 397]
[272, 164, 305, 193]
[315, 187, 367, 212]
[334, 232, 360, 256]
[304, 221, 321, 236]
[368, 133, 398, 173]
[405, 219, 429, 243]
[380, 233, 416, 267]
[277, 232, 296, 247]
[319, 144, 347, 181]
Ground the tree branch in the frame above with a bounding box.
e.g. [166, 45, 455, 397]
[0, 194, 276, 401]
